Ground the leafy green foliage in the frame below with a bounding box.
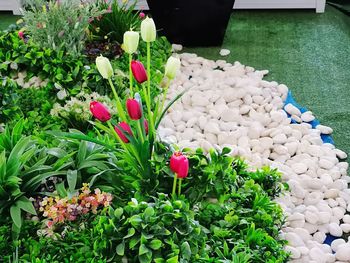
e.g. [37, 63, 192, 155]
[89, 0, 141, 44]
[85, 194, 207, 262]
[0, 121, 123, 232]
[0, 215, 108, 263]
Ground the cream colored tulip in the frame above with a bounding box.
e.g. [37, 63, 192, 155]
[141, 17, 156, 42]
[123, 31, 139, 54]
[96, 55, 113, 79]
[165, 56, 181, 80]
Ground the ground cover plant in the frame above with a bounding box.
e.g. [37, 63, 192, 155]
[0, 7, 289, 262]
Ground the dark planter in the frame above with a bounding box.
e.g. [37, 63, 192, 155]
[146, 0, 235, 47]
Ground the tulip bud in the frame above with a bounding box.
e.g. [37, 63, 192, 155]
[115, 122, 133, 143]
[139, 12, 145, 19]
[131, 60, 147, 84]
[96, 55, 113, 79]
[123, 31, 139, 54]
[90, 101, 111, 122]
[177, 157, 189, 178]
[141, 17, 156, 42]
[126, 98, 142, 120]
[170, 152, 185, 174]
[165, 56, 181, 80]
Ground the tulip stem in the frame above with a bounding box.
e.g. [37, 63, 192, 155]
[147, 42, 151, 102]
[129, 54, 133, 96]
[159, 80, 171, 115]
[108, 78, 127, 122]
[178, 178, 182, 196]
[144, 42, 155, 141]
[172, 174, 177, 196]
[137, 120, 145, 143]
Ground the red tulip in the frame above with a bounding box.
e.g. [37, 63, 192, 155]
[177, 157, 189, 178]
[131, 60, 147, 84]
[126, 98, 142, 120]
[90, 101, 111, 122]
[114, 122, 132, 143]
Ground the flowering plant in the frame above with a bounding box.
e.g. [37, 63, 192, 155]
[38, 183, 112, 230]
[50, 91, 116, 130]
[87, 19, 183, 193]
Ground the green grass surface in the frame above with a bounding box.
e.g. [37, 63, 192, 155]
[0, 12, 19, 31]
[185, 5, 350, 158]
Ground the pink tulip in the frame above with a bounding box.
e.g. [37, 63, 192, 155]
[131, 60, 147, 84]
[126, 98, 142, 120]
[114, 122, 132, 143]
[139, 12, 145, 19]
[90, 101, 111, 122]
[177, 157, 189, 178]
[170, 152, 186, 174]
[18, 31, 24, 39]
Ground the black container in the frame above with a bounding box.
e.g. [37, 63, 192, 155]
[146, 0, 236, 46]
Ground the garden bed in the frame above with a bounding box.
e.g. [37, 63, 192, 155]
[0, 0, 348, 262]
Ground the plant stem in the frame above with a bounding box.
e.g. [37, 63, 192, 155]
[108, 78, 127, 122]
[129, 54, 133, 96]
[178, 178, 182, 196]
[144, 42, 155, 143]
[172, 174, 177, 196]
[147, 42, 151, 102]
[159, 80, 171, 116]
[136, 120, 145, 143]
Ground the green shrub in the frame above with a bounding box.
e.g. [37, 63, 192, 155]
[22, 0, 101, 57]
[92, 194, 207, 262]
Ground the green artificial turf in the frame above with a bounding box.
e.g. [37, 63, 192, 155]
[184, 5, 350, 159]
[0, 12, 20, 31]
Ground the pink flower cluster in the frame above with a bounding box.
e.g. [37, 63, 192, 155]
[39, 183, 112, 228]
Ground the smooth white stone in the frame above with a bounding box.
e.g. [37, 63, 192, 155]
[331, 239, 346, 252]
[329, 223, 343, 237]
[220, 109, 241, 122]
[292, 163, 308, 174]
[335, 244, 350, 261]
[273, 133, 287, 144]
[313, 232, 326, 243]
[204, 122, 220, 134]
[285, 245, 301, 259]
[340, 224, 350, 233]
[285, 103, 302, 116]
[316, 125, 333, 135]
[219, 49, 230, 56]
[301, 111, 315, 122]
[305, 211, 319, 225]
[285, 232, 305, 247]
[309, 247, 326, 263]
[319, 158, 335, 170]
[333, 149, 347, 159]
[294, 228, 312, 242]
